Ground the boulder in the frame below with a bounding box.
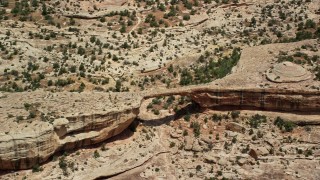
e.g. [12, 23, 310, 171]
[237, 157, 248, 166]
[218, 158, 228, 166]
[176, 129, 183, 134]
[249, 146, 269, 160]
[170, 132, 182, 138]
[204, 154, 217, 163]
[225, 122, 245, 133]
[249, 149, 258, 160]
[184, 136, 194, 151]
[192, 139, 203, 152]
[53, 118, 69, 137]
[201, 136, 212, 144]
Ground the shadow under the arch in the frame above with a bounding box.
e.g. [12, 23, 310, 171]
[139, 101, 202, 127]
[139, 102, 320, 127]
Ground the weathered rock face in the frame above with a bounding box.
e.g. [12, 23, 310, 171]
[0, 122, 57, 170]
[226, 122, 246, 133]
[266, 61, 312, 83]
[0, 108, 139, 170]
[0, 91, 141, 170]
[190, 89, 320, 112]
[2, 87, 319, 170]
[59, 109, 138, 150]
[1, 40, 320, 170]
[145, 87, 320, 112]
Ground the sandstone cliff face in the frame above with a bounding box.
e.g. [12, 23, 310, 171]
[190, 89, 320, 112]
[145, 87, 320, 112]
[0, 108, 139, 170]
[0, 108, 139, 169]
[2, 88, 319, 170]
[0, 122, 57, 170]
[58, 109, 138, 150]
[1, 40, 320, 170]
[0, 91, 141, 170]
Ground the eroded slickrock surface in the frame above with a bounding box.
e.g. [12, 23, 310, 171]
[0, 40, 319, 179]
[0, 0, 320, 178]
[0, 91, 141, 169]
[266, 61, 312, 83]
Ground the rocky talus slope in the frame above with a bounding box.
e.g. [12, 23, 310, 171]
[0, 40, 319, 170]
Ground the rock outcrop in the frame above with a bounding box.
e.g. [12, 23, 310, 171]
[0, 91, 141, 170]
[266, 61, 312, 83]
[145, 87, 320, 112]
[1, 40, 320, 170]
[226, 122, 246, 133]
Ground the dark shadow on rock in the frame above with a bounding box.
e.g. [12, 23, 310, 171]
[139, 101, 202, 127]
[0, 123, 137, 176]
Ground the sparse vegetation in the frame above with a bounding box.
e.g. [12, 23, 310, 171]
[249, 114, 267, 128]
[274, 117, 296, 132]
[0, 1, 319, 179]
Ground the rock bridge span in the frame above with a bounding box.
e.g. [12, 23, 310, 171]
[143, 86, 320, 113]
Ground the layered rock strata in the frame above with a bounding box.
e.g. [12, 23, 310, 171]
[145, 87, 320, 112]
[266, 61, 312, 83]
[1, 86, 319, 170]
[0, 91, 141, 170]
[1, 40, 320, 170]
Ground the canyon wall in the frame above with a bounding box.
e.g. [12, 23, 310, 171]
[0, 87, 319, 170]
[0, 107, 139, 170]
[191, 89, 320, 112]
[145, 87, 320, 112]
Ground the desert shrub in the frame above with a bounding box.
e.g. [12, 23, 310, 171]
[249, 114, 267, 128]
[196, 165, 202, 171]
[93, 150, 100, 158]
[28, 111, 36, 119]
[59, 156, 68, 175]
[274, 117, 295, 132]
[179, 48, 241, 86]
[190, 121, 201, 137]
[183, 14, 190, 21]
[231, 111, 240, 119]
[295, 31, 313, 41]
[169, 142, 175, 148]
[212, 114, 222, 122]
[16, 116, 24, 121]
[55, 78, 75, 87]
[184, 113, 191, 122]
[32, 164, 43, 172]
[305, 149, 313, 157]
